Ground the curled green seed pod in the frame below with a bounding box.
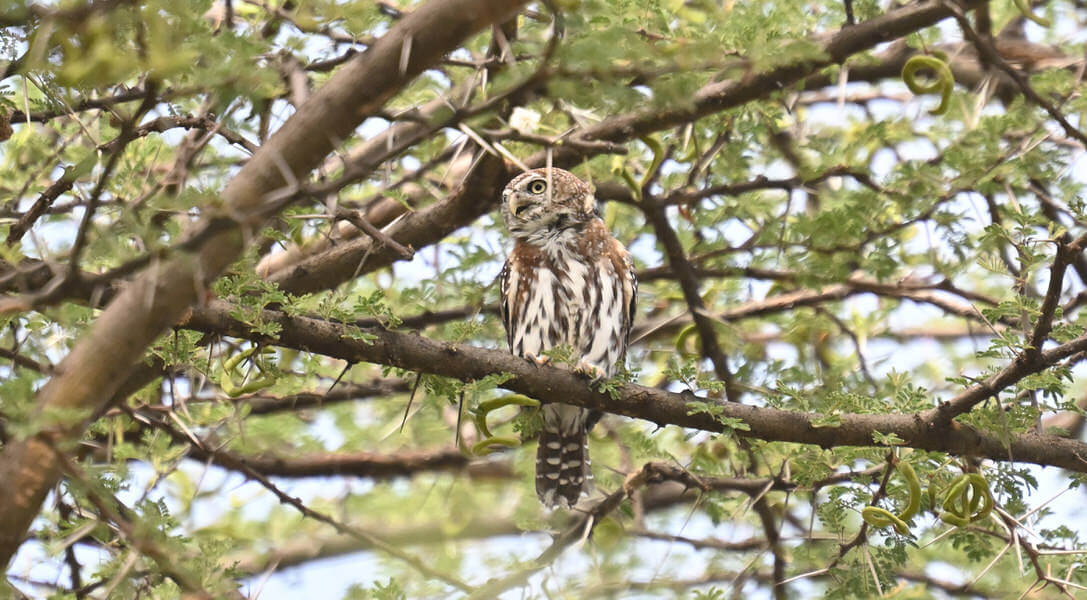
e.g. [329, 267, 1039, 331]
[941, 474, 970, 514]
[967, 480, 982, 513]
[639, 135, 666, 192]
[861, 506, 892, 527]
[860, 460, 924, 536]
[222, 375, 277, 398]
[475, 394, 539, 414]
[222, 345, 260, 372]
[619, 168, 641, 198]
[966, 474, 994, 521]
[901, 55, 954, 116]
[940, 474, 972, 525]
[897, 461, 922, 521]
[862, 506, 911, 535]
[938, 472, 994, 527]
[472, 394, 539, 438]
[675, 324, 700, 355]
[1012, 0, 1051, 26]
[470, 394, 540, 455]
[939, 510, 972, 527]
[219, 346, 276, 397]
[954, 479, 974, 516]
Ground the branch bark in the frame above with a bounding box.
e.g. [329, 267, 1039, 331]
[265, 151, 513, 294]
[179, 300, 1087, 474]
[0, 0, 528, 569]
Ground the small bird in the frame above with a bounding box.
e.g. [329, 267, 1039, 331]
[498, 167, 637, 507]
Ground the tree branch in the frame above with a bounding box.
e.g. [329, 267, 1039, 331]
[179, 300, 1087, 473]
[0, 0, 529, 569]
[642, 191, 738, 399]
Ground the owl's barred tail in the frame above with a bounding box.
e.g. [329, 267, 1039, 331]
[535, 414, 592, 508]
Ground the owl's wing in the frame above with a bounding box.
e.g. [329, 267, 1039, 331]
[609, 245, 637, 352]
[498, 258, 514, 351]
[623, 253, 637, 344]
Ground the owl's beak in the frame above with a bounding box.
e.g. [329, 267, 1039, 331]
[507, 195, 529, 217]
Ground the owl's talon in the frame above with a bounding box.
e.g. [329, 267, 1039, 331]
[574, 361, 607, 381]
[525, 353, 552, 367]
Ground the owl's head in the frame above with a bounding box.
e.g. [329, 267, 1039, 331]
[501, 168, 598, 240]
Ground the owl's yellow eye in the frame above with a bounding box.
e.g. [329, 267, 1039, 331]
[527, 179, 547, 194]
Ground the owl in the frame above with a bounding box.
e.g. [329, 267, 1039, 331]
[498, 168, 637, 507]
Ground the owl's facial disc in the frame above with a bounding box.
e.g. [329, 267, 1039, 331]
[502, 169, 593, 242]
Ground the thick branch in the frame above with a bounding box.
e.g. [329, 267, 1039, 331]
[266, 152, 513, 294]
[0, 0, 528, 569]
[179, 300, 1087, 474]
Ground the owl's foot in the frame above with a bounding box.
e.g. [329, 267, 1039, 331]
[573, 361, 607, 381]
[525, 353, 552, 367]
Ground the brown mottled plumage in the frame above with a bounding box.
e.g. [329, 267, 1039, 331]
[499, 168, 637, 507]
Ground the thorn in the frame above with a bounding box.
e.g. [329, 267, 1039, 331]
[399, 36, 413, 76]
[401, 371, 423, 434]
[326, 361, 353, 396]
[454, 389, 465, 449]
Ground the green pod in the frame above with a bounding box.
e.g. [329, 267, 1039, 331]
[941, 474, 970, 518]
[966, 474, 994, 522]
[470, 394, 540, 454]
[901, 55, 954, 116]
[675, 324, 701, 355]
[1012, 0, 1051, 26]
[862, 506, 911, 535]
[897, 461, 922, 521]
[939, 511, 972, 527]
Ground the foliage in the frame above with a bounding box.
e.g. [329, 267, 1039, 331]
[2, 0, 1087, 598]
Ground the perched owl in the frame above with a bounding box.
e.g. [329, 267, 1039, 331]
[498, 168, 637, 507]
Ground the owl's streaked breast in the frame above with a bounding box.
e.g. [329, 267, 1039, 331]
[502, 223, 629, 376]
